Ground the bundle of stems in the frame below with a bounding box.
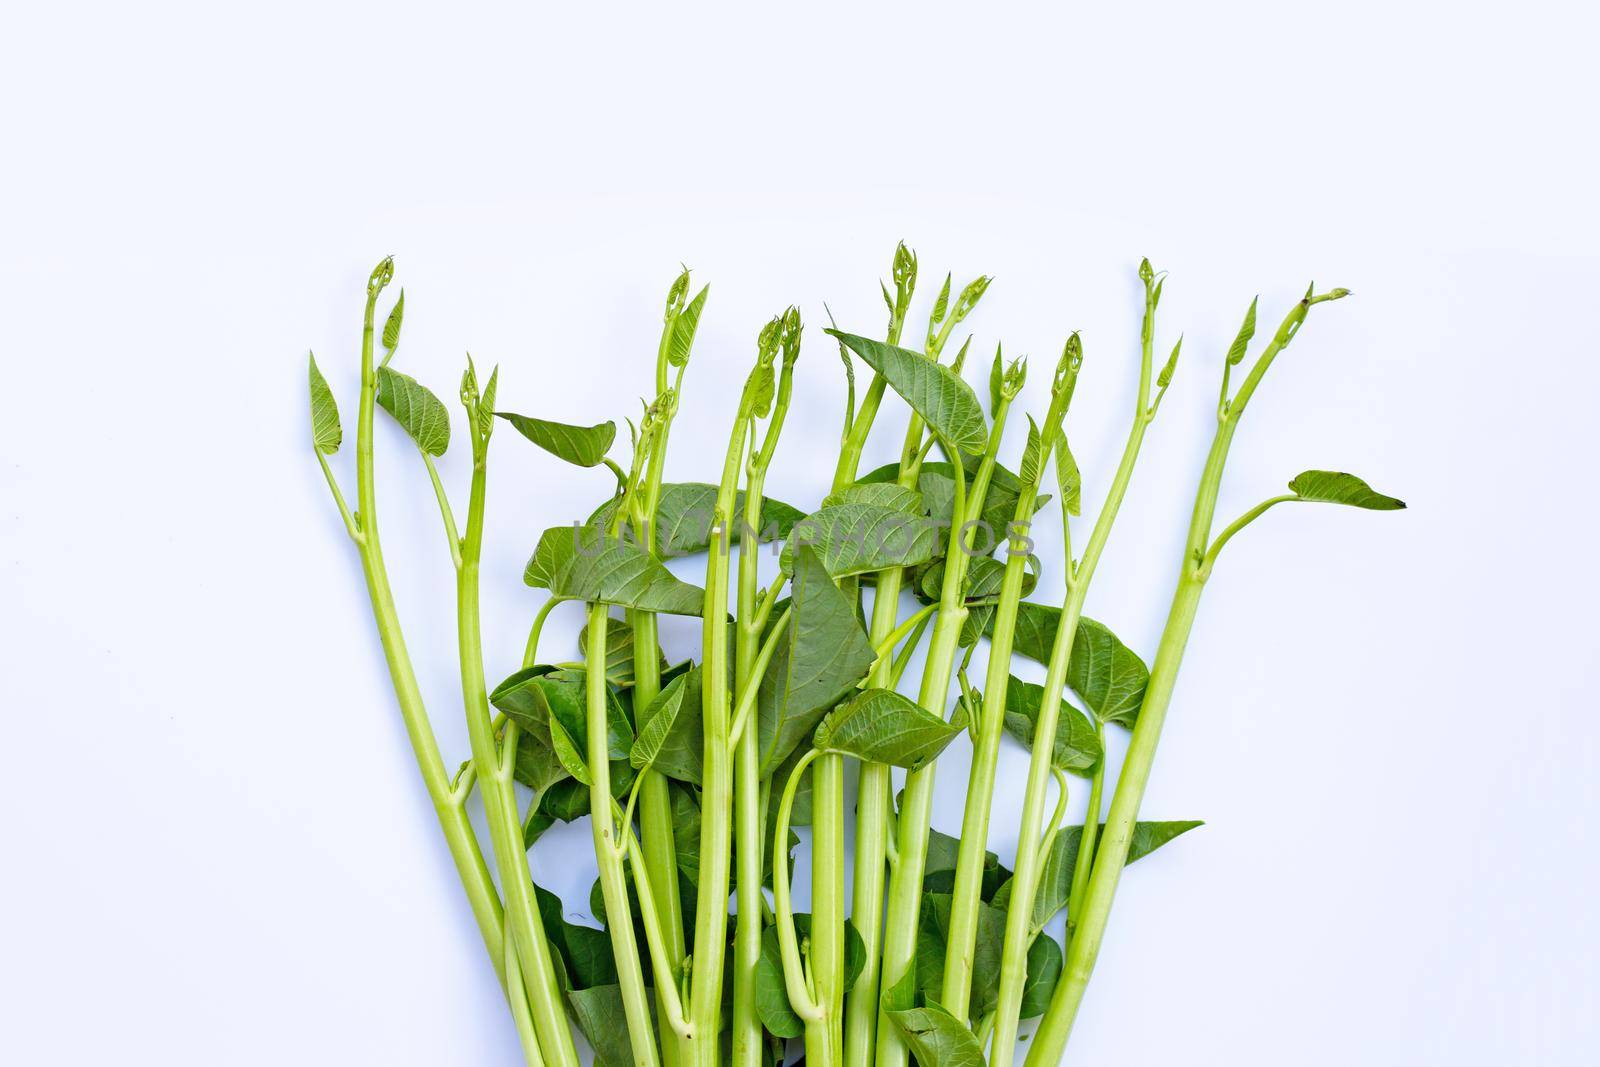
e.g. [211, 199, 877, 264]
[309, 248, 1402, 1067]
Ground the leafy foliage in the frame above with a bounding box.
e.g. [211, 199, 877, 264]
[1288, 470, 1406, 510]
[375, 366, 451, 455]
[827, 330, 988, 454]
[497, 412, 617, 467]
[815, 688, 965, 771]
[308, 353, 341, 453]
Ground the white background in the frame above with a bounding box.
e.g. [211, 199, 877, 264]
[2, 2, 1596, 1064]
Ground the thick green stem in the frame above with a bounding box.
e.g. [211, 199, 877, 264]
[876, 431, 1005, 1067]
[732, 467, 771, 1067]
[584, 605, 661, 1067]
[811, 752, 847, 1067]
[457, 438, 578, 1067]
[1026, 290, 1338, 1064]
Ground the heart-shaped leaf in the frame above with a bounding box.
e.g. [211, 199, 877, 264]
[828, 330, 988, 455]
[755, 546, 876, 776]
[1000, 676, 1103, 775]
[779, 503, 939, 579]
[375, 366, 450, 455]
[497, 412, 616, 467]
[815, 688, 964, 771]
[1287, 470, 1406, 510]
[1068, 618, 1149, 727]
[630, 666, 704, 785]
[886, 1002, 985, 1067]
[589, 483, 805, 558]
[821, 481, 924, 514]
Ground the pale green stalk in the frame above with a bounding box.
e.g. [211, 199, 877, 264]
[687, 364, 761, 1067]
[874, 415, 1010, 1067]
[633, 283, 698, 1067]
[454, 375, 580, 1067]
[584, 603, 661, 1067]
[733, 316, 799, 1067]
[1025, 286, 1352, 1066]
[940, 353, 1062, 1019]
[989, 271, 1167, 1065]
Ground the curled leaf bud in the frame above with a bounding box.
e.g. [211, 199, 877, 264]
[1139, 257, 1154, 285]
[1054, 332, 1083, 394]
[459, 354, 480, 408]
[951, 275, 992, 323]
[1309, 286, 1352, 305]
[780, 306, 803, 365]
[950, 336, 972, 374]
[665, 268, 690, 320]
[757, 316, 782, 362]
[1158, 335, 1183, 388]
[893, 242, 917, 293]
[368, 256, 395, 296]
[1001, 355, 1028, 400]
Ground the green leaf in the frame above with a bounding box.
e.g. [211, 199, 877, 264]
[1068, 617, 1149, 727]
[382, 289, 404, 350]
[568, 985, 654, 1067]
[1020, 935, 1063, 1018]
[755, 546, 876, 776]
[1020, 416, 1045, 484]
[922, 827, 1004, 898]
[669, 783, 701, 884]
[815, 687, 964, 771]
[821, 482, 923, 514]
[827, 330, 988, 455]
[1001, 676, 1103, 775]
[496, 411, 616, 467]
[630, 666, 704, 785]
[886, 1002, 985, 1067]
[1030, 820, 1203, 929]
[1287, 470, 1406, 510]
[580, 614, 663, 686]
[534, 883, 618, 991]
[547, 715, 591, 784]
[1226, 296, 1258, 366]
[779, 502, 939, 579]
[549, 530, 707, 615]
[478, 365, 498, 440]
[915, 891, 1010, 1017]
[1056, 435, 1081, 517]
[308, 353, 341, 453]
[589, 483, 806, 559]
[374, 366, 450, 456]
[666, 284, 709, 367]
[513, 728, 568, 795]
[754, 916, 867, 1039]
[988, 347, 1004, 418]
[866, 458, 1049, 546]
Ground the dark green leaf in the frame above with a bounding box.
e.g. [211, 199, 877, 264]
[1001, 676, 1103, 775]
[821, 482, 923, 514]
[1287, 470, 1406, 510]
[552, 532, 707, 616]
[827, 330, 988, 455]
[308, 353, 341, 453]
[580, 614, 664, 687]
[375, 366, 450, 455]
[753, 916, 868, 1039]
[1068, 617, 1149, 727]
[568, 985, 654, 1067]
[886, 1002, 985, 1067]
[496, 411, 616, 467]
[815, 687, 963, 771]
[1031, 820, 1203, 929]
[755, 546, 876, 776]
[915, 891, 1009, 1017]
[630, 666, 704, 785]
[1020, 935, 1063, 1018]
[779, 503, 939, 579]
[513, 728, 567, 794]
[589, 483, 806, 559]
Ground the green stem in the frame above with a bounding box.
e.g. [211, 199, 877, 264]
[504, 912, 547, 1067]
[344, 269, 509, 1011]
[457, 436, 579, 1067]
[811, 751, 847, 1067]
[687, 414, 750, 1067]
[584, 604, 661, 1067]
[1065, 722, 1107, 933]
[990, 306, 1158, 1067]
[876, 429, 1006, 1067]
[1025, 289, 1340, 1066]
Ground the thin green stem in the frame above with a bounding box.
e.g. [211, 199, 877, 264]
[422, 451, 463, 570]
[1065, 722, 1107, 933]
[522, 595, 568, 669]
[344, 266, 507, 1001]
[1197, 495, 1296, 580]
[584, 605, 663, 1067]
[315, 449, 361, 542]
[504, 914, 547, 1067]
[771, 747, 825, 1022]
[456, 431, 578, 1067]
